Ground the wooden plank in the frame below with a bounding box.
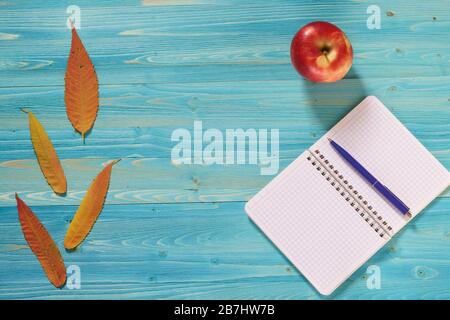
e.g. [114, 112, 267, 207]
[0, 78, 448, 161]
[0, 156, 448, 207]
[0, 1, 449, 87]
[0, 157, 270, 207]
[0, 200, 449, 299]
[0, 0, 449, 300]
[0, 79, 448, 207]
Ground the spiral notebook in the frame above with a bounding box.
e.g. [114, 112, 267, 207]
[245, 96, 450, 295]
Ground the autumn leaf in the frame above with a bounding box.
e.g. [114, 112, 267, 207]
[22, 109, 67, 195]
[65, 27, 99, 142]
[64, 160, 120, 250]
[16, 194, 67, 288]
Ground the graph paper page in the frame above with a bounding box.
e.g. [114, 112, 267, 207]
[315, 96, 450, 231]
[246, 96, 449, 295]
[246, 152, 386, 295]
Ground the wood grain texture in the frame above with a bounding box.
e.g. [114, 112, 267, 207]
[0, 79, 448, 162]
[0, 201, 449, 299]
[0, 0, 449, 299]
[0, 1, 449, 87]
[0, 157, 448, 208]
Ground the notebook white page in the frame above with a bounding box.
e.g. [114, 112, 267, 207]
[245, 96, 450, 295]
[312, 96, 450, 231]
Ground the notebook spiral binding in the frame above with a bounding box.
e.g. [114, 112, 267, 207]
[307, 149, 393, 238]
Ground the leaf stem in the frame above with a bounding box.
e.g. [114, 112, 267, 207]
[112, 158, 122, 165]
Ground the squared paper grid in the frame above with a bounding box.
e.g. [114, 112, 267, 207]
[246, 96, 450, 295]
[336, 98, 449, 211]
[246, 152, 385, 295]
[316, 96, 450, 230]
[308, 150, 393, 237]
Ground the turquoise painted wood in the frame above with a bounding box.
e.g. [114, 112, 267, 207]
[0, 0, 449, 299]
[0, 201, 449, 299]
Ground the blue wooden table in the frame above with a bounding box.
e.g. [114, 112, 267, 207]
[0, 0, 449, 299]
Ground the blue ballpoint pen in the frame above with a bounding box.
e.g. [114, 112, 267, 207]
[328, 138, 411, 218]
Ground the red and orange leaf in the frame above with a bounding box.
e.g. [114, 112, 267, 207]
[16, 194, 66, 288]
[64, 160, 119, 250]
[23, 110, 67, 195]
[65, 27, 99, 142]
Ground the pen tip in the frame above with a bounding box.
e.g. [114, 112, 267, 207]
[327, 137, 332, 142]
[406, 211, 412, 218]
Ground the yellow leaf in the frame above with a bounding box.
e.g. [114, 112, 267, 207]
[16, 194, 67, 288]
[23, 109, 67, 195]
[65, 27, 99, 142]
[64, 160, 119, 250]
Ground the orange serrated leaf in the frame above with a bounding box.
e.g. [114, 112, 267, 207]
[16, 194, 66, 288]
[64, 160, 119, 250]
[64, 27, 99, 142]
[23, 109, 67, 195]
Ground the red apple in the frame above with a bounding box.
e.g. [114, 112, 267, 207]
[290, 21, 353, 83]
